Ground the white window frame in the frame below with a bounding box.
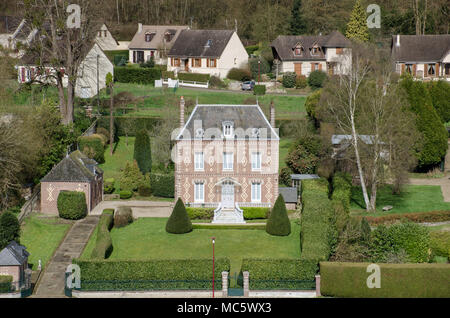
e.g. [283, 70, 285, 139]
[251, 152, 262, 171]
[194, 152, 204, 171]
[251, 182, 261, 203]
[223, 152, 234, 171]
[223, 121, 234, 138]
[194, 182, 204, 203]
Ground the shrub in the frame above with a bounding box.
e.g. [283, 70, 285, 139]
[119, 190, 132, 200]
[138, 183, 152, 197]
[140, 57, 155, 68]
[0, 212, 20, 250]
[253, 84, 266, 95]
[285, 134, 324, 174]
[249, 57, 271, 80]
[57, 191, 87, 220]
[78, 135, 105, 163]
[97, 117, 162, 137]
[150, 173, 174, 197]
[161, 71, 175, 79]
[96, 127, 110, 144]
[90, 210, 114, 259]
[427, 80, 450, 123]
[430, 231, 450, 259]
[0, 275, 13, 293]
[320, 261, 450, 297]
[104, 178, 115, 194]
[227, 68, 252, 81]
[307, 70, 327, 89]
[266, 195, 291, 236]
[120, 161, 144, 192]
[305, 89, 322, 121]
[282, 72, 297, 88]
[133, 129, 152, 174]
[245, 45, 259, 56]
[114, 66, 161, 84]
[177, 72, 210, 82]
[241, 259, 318, 290]
[242, 207, 270, 220]
[209, 76, 227, 89]
[114, 206, 133, 228]
[166, 198, 192, 234]
[72, 258, 230, 290]
[186, 207, 214, 220]
[279, 167, 292, 187]
[295, 75, 307, 89]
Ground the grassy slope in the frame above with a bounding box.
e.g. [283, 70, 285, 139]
[20, 215, 71, 270]
[279, 138, 293, 172]
[351, 184, 450, 216]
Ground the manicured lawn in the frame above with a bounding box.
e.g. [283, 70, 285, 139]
[351, 184, 450, 216]
[20, 215, 71, 270]
[94, 218, 301, 275]
[279, 138, 293, 172]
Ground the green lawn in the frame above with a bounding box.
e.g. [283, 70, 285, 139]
[84, 218, 301, 276]
[351, 184, 450, 216]
[279, 138, 294, 172]
[20, 215, 71, 270]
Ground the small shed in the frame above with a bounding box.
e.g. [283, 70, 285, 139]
[0, 241, 29, 290]
[290, 174, 320, 192]
[40, 150, 103, 215]
[278, 187, 298, 210]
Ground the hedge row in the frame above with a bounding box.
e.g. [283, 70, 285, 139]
[430, 231, 450, 259]
[114, 66, 161, 84]
[0, 275, 13, 293]
[177, 72, 210, 83]
[241, 259, 318, 290]
[78, 135, 105, 164]
[331, 172, 352, 233]
[185, 207, 269, 220]
[320, 262, 450, 298]
[72, 258, 230, 290]
[242, 207, 270, 220]
[97, 116, 163, 137]
[300, 179, 336, 261]
[192, 224, 266, 230]
[150, 173, 174, 197]
[358, 210, 450, 225]
[186, 207, 214, 220]
[91, 210, 114, 259]
[57, 191, 87, 220]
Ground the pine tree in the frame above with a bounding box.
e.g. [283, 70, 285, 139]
[346, 0, 369, 42]
[166, 198, 192, 234]
[133, 129, 152, 174]
[0, 211, 20, 250]
[266, 194, 291, 236]
[290, 0, 307, 35]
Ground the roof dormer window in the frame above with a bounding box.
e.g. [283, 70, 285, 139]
[311, 45, 321, 55]
[145, 32, 155, 42]
[251, 128, 260, 138]
[206, 39, 212, 47]
[223, 121, 234, 138]
[293, 43, 304, 56]
[195, 128, 204, 138]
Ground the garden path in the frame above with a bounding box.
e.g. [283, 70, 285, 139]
[90, 200, 174, 217]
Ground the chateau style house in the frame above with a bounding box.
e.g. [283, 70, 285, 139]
[391, 34, 450, 80]
[128, 24, 188, 65]
[167, 29, 248, 79]
[270, 30, 352, 76]
[174, 97, 279, 223]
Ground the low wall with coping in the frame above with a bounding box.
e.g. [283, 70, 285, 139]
[0, 292, 21, 298]
[72, 290, 225, 298]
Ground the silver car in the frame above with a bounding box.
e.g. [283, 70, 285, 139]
[241, 81, 255, 91]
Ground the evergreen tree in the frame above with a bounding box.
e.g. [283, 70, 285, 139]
[0, 211, 20, 250]
[133, 129, 152, 174]
[166, 198, 192, 234]
[290, 0, 307, 35]
[266, 194, 291, 236]
[346, 0, 369, 42]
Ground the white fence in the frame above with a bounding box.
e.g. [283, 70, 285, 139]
[158, 78, 209, 89]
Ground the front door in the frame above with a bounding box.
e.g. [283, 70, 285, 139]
[222, 181, 234, 209]
[184, 59, 189, 71]
[294, 63, 302, 76]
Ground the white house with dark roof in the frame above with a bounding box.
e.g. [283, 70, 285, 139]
[271, 30, 352, 76]
[167, 29, 248, 79]
[174, 97, 279, 223]
[391, 34, 450, 80]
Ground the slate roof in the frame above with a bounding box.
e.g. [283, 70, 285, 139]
[168, 29, 235, 58]
[0, 241, 29, 266]
[41, 150, 103, 183]
[278, 187, 298, 203]
[290, 174, 320, 181]
[128, 25, 188, 50]
[177, 104, 279, 140]
[271, 31, 351, 61]
[331, 134, 384, 145]
[391, 34, 450, 62]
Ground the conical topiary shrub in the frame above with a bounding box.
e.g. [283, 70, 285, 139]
[266, 194, 291, 236]
[166, 198, 193, 234]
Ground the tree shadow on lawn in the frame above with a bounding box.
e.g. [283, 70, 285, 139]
[350, 185, 407, 210]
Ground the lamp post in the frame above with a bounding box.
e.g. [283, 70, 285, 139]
[258, 60, 261, 84]
[211, 237, 215, 298]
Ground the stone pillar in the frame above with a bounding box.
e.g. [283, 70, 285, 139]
[315, 274, 321, 297]
[243, 271, 249, 297]
[221, 271, 228, 298]
[180, 96, 185, 128]
[270, 100, 275, 128]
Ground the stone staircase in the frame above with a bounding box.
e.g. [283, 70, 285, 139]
[212, 204, 245, 224]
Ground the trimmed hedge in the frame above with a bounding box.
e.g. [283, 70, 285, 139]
[192, 224, 266, 230]
[331, 172, 352, 233]
[161, 71, 175, 79]
[133, 129, 152, 174]
[91, 210, 114, 259]
[0, 275, 13, 293]
[177, 72, 210, 82]
[253, 85, 266, 95]
[227, 68, 252, 81]
[242, 207, 270, 220]
[72, 258, 230, 290]
[430, 231, 450, 259]
[300, 179, 336, 261]
[359, 210, 450, 225]
[114, 66, 161, 84]
[166, 198, 192, 234]
[186, 207, 214, 220]
[78, 135, 105, 164]
[241, 259, 318, 290]
[104, 178, 115, 194]
[266, 195, 291, 236]
[320, 262, 450, 297]
[114, 206, 133, 228]
[150, 173, 174, 198]
[57, 191, 87, 220]
[119, 190, 132, 199]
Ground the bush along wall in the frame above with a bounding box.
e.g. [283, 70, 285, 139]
[114, 66, 161, 85]
[57, 191, 87, 220]
[91, 210, 114, 259]
[177, 72, 210, 82]
[150, 173, 174, 197]
[241, 259, 318, 290]
[0, 275, 13, 293]
[320, 262, 450, 298]
[72, 258, 230, 290]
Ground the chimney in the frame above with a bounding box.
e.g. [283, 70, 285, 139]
[138, 23, 143, 33]
[180, 96, 185, 128]
[270, 101, 275, 128]
[396, 34, 400, 47]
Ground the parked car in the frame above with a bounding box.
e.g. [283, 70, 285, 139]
[241, 80, 255, 91]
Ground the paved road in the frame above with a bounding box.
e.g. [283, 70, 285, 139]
[90, 200, 174, 218]
[32, 216, 99, 297]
